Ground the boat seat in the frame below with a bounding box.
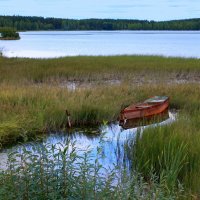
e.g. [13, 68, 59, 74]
[135, 105, 151, 108]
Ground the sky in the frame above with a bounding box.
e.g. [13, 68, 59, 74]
[0, 0, 200, 21]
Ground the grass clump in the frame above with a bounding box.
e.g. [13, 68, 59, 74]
[131, 114, 200, 198]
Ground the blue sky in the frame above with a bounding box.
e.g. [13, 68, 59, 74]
[0, 0, 200, 21]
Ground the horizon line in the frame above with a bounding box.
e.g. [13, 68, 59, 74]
[1, 14, 200, 22]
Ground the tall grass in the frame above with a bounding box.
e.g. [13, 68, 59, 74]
[1, 82, 200, 147]
[130, 113, 200, 197]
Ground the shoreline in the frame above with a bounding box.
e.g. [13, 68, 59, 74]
[2, 53, 200, 60]
[0, 37, 20, 40]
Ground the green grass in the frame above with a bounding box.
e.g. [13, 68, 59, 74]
[130, 113, 200, 198]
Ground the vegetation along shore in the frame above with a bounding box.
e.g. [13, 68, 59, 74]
[1, 55, 200, 198]
[0, 27, 20, 40]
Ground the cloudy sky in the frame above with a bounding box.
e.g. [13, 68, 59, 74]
[0, 0, 200, 21]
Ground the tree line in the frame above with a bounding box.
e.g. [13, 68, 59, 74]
[0, 15, 200, 31]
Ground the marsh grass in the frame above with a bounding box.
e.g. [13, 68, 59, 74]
[0, 56, 200, 84]
[130, 113, 200, 198]
[1, 82, 200, 146]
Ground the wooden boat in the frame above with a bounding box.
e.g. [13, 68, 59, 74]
[119, 96, 169, 125]
[121, 109, 169, 129]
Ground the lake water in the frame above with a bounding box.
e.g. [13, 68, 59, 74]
[1, 31, 200, 58]
[0, 111, 176, 172]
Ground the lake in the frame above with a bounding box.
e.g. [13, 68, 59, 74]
[1, 31, 200, 58]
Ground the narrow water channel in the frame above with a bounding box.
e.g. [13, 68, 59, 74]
[0, 111, 176, 172]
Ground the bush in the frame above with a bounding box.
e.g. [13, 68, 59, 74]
[0, 27, 20, 39]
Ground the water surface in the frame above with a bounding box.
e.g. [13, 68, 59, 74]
[1, 31, 200, 58]
[0, 111, 176, 171]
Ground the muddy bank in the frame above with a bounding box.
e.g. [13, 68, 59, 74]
[47, 75, 200, 91]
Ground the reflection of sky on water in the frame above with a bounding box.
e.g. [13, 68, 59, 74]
[0, 111, 176, 172]
[1, 31, 200, 58]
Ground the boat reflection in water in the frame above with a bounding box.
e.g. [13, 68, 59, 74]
[119, 109, 169, 129]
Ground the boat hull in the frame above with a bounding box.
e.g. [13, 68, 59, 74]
[121, 108, 169, 129]
[119, 97, 169, 124]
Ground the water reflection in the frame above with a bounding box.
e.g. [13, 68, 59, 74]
[60, 80, 121, 91]
[120, 109, 169, 129]
[0, 111, 176, 171]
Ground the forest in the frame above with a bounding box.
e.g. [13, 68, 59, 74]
[0, 15, 200, 31]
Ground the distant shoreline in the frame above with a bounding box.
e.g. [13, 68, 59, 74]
[1, 15, 200, 31]
[17, 30, 200, 32]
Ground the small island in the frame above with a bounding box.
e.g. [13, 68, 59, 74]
[0, 27, 20, 40]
